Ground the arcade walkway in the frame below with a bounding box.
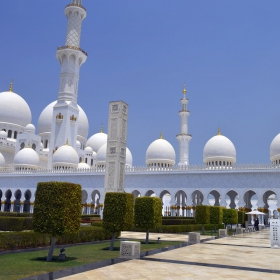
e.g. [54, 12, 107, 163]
[59, 229, 280, 279]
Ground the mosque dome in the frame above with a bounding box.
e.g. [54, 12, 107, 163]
[146, 133, 176, 167]
[96, 143, 133, 167]
[14, 146, 39, 169]
[86, 130, 107, 153]
[203, 129, 236, 166]
[0, 152, 5, 168]
[270, 133, 280, 163]
[0, 89, 31, 127]
[76, 140, 81, 149]
[0, 130, 7, 139]
[78, 161, 91, 169]
[84, 146, 93, 155]
[37, 101, 89, 138]
[24, 124, 35, 134]
[52, 143, 79, 169]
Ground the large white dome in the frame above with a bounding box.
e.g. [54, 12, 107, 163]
[96, 143, 133, 167]
[53, 144, 79, 169]
[203, 130, 236, 165]
[146, 134, 176, 167]
[0, 91, 31, 127]
[86, 131, 107, 153]
[270, 133, 280, 162]
[14, 147, 39, 169]
[37, 101, 89, 138]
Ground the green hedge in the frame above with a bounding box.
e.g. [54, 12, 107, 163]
[91, 221, 103, 227]
[0, 212, 33, 217]
[103, 192, 134, 233]
[33, 182, 82, 236]
[162, 219, 196, 225]
[133, 223, 224, 233]
[196, 205, 210, 224]
[0, 217, 33, 231]
[0, 227, 118, 252]
[223, 208, 238, 225]
[162, 217, 195, 220]
[81, 214, 101, 220]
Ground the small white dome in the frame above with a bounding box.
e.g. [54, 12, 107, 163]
[270, 133, 280, 162]
[78, 162, 91, 169]
[76, 140, 81, 149]
[203, 130, 236, 165]
[96, 143, 133, 166]
[92, 151, 97, 158]
[53, 144, 79, 169]
[25, 124, 35, 134]
[38, 101, 89, 138]
[0, 90, 32, 127]
[146, 134, 176, 167]
[84, 146, 93, 155]
[14, 147, 39, 169]
[0, 152, 5, 168]
[86, 131, 107, 153]
[0, 130, 7, 138]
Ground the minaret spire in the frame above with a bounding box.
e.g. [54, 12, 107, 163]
[176, 83, 192, 166]
[48, 1, 88, 168]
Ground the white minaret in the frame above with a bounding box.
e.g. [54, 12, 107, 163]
[48, 0, 87, 168]
[176, 84, 192, 166]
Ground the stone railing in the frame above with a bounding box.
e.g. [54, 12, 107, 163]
[57, 46, 88, 56]
[0, 163, 279, 175]
[65, 3, 86, 12]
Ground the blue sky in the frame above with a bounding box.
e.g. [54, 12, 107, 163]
[1, 0, 280, 166]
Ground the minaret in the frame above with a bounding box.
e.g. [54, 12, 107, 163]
[48, 0, 87, 168]
[176, 84, 192, 166]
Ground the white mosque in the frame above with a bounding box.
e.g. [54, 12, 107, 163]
[0, 0, 280, 219]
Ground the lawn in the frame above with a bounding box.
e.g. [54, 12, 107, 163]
[0, 240, 181, 280]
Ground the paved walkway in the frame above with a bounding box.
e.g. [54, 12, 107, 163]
[59, 229, 280, 279]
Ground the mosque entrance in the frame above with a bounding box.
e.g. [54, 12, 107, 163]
[192, 190, 203, 206]
[160, 190, 171, 216]
[207, 190, 220, 206]
[175, 190, 187, 216]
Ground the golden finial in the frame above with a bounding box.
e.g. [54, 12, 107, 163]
[159, 132, 163, 139]
[9, 80, 14, 92]
[100, 124, 104, 133]
[182, 83, 187, 95]
[27, 142, 31, 148]
[66, 139, 69, 145]
[217, 127, 221, 136]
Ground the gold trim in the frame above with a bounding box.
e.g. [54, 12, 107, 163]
[182, 83, 187, 95]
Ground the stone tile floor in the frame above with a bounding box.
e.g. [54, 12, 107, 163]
[59, 229, 280, 279]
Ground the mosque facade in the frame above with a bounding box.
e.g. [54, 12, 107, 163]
[1, 0, 280, 218]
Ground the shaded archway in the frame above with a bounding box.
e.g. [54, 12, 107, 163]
[4, 189, 12, 212]
[0, 189, 2, 211]
[263, 190, 277, 220]
[132, 190, 141, 199]
[208, 190, 220, 206]
[175, 190, 187, 216]
[14, 189, 22, 213]
[91, 190, 101, 214]
[226, 190, 239, 209]
[160, 190, 171, 216]
[24, 190, 31, 213]
[243, 190, 258, 210]
[82, 190, 88, 214]
[145, 190, 156, 197]
[192, 190, 204, 206]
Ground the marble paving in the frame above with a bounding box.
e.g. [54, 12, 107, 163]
[59, 229, 280, 279]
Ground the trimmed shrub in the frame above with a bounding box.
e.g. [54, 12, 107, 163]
[0, 217, 33, 231]
[195, 205, 210, 234]
[33, 181, 82, 261]
[103, 192, 134, 250]
[81, 214, 101, 220]
[210, 206, 223, 232]
[238, 211, 245, 224]
[223, 209, 238, 225]
[162, 216, 195, 220]
[134, 197, 162, 244]
[91, 221, 103, 227]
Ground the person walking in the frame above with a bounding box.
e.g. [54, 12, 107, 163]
[254, 218, 259, 231]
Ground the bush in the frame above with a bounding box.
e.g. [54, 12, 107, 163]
[91, 221, 103, 227]
[0, 217, 33, 231]
[238, 211, 245, 224]
[81, 214, 101, 220]
[103, 192, 134, 250]
[223, 209, 238, 225]
[196, 205, 210, 224]
[0, 212, 33, 218]
[162, 216, 195, 220]
[210, 206, 223, 225]
[0, 227, 118, 252]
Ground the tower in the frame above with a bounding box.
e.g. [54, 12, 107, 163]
[176, 84, 192, 166]
[48, 0, 87, 168]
